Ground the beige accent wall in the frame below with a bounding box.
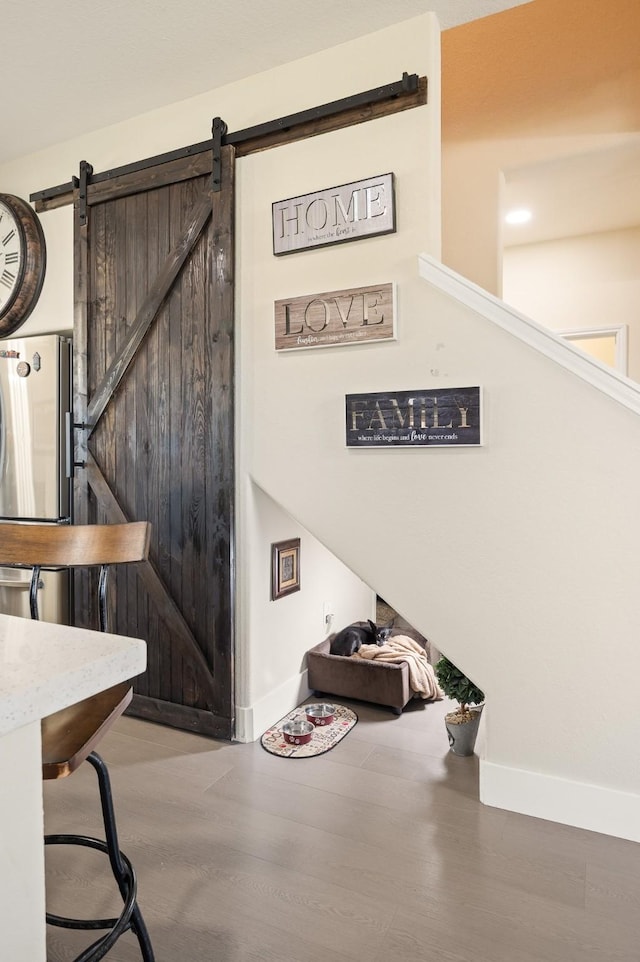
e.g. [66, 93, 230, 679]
[442, 0, 640, 294]
[503, 227, 640, 378]
[568, 335, 617, 370]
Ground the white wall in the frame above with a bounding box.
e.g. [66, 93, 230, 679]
[503, 226, 640, 379]
[250, 245, 640, 841]
[234, 18, 441, 735]
[235, 483, 375, 741]
[227, 10, 640, 841]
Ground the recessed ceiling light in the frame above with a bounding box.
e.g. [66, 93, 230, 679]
[505, 208, 533, 225]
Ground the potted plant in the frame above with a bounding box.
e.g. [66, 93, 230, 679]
[434, 656, 485, 756]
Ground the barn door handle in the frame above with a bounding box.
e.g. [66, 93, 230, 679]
[65, 412, 89, 476]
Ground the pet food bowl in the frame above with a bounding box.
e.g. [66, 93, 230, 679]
[305, 703, 336, 726]
[282, 719, 314, 745]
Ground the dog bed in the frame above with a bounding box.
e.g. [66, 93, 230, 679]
[306, 634, 420, 714]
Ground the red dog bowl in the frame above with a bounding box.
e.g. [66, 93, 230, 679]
[305, 703, 336, 726]
[282, 719, 314, 745]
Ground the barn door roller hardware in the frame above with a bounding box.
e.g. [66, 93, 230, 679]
[31, 72, 425, 208]
[211, 117, 228, 192]
[72, 160, 93, 226]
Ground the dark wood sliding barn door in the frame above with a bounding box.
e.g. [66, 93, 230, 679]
[72, 148, 235, 738]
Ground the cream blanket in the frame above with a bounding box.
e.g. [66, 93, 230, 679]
[353, 635, 443, 700]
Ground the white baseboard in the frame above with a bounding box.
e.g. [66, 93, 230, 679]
[234, 670, 310, 743]
[233, 706, 255, 744]
[480, 759, 640, 842]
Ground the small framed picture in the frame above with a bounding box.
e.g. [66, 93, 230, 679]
[271, 538, 301, 600]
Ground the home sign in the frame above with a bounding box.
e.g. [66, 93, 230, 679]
[345, 387, 482, 447]
[274, 283, 395, 351]
[272, 173, 395, 255]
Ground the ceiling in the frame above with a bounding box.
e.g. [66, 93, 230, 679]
[3, 0, 531, 167]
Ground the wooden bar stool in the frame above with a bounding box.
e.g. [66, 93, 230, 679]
[0, 521, 155, 962]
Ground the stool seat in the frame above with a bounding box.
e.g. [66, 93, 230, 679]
[42, 683, 132, 779]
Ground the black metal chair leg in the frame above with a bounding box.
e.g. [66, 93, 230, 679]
[87, 751, 155, 962]
[45, 752, 154, 962]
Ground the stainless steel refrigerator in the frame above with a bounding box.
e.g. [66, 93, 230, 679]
[0, 333, 72, 623]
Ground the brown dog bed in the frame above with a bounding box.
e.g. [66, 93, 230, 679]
[306, 630, 432, 715]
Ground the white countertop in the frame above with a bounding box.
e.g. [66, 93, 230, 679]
[0, 612, 146, 736]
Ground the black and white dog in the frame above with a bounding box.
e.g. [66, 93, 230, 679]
[329, 619, 392, 657]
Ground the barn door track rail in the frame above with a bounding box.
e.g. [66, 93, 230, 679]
[30, 72, 427, 210]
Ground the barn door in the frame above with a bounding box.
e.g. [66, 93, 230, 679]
[72, 145, 235, 738]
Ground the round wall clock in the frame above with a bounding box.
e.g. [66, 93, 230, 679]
[0, 193, 47, 337]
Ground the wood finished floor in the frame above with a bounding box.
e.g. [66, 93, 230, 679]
[43, 696, 640, 962]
